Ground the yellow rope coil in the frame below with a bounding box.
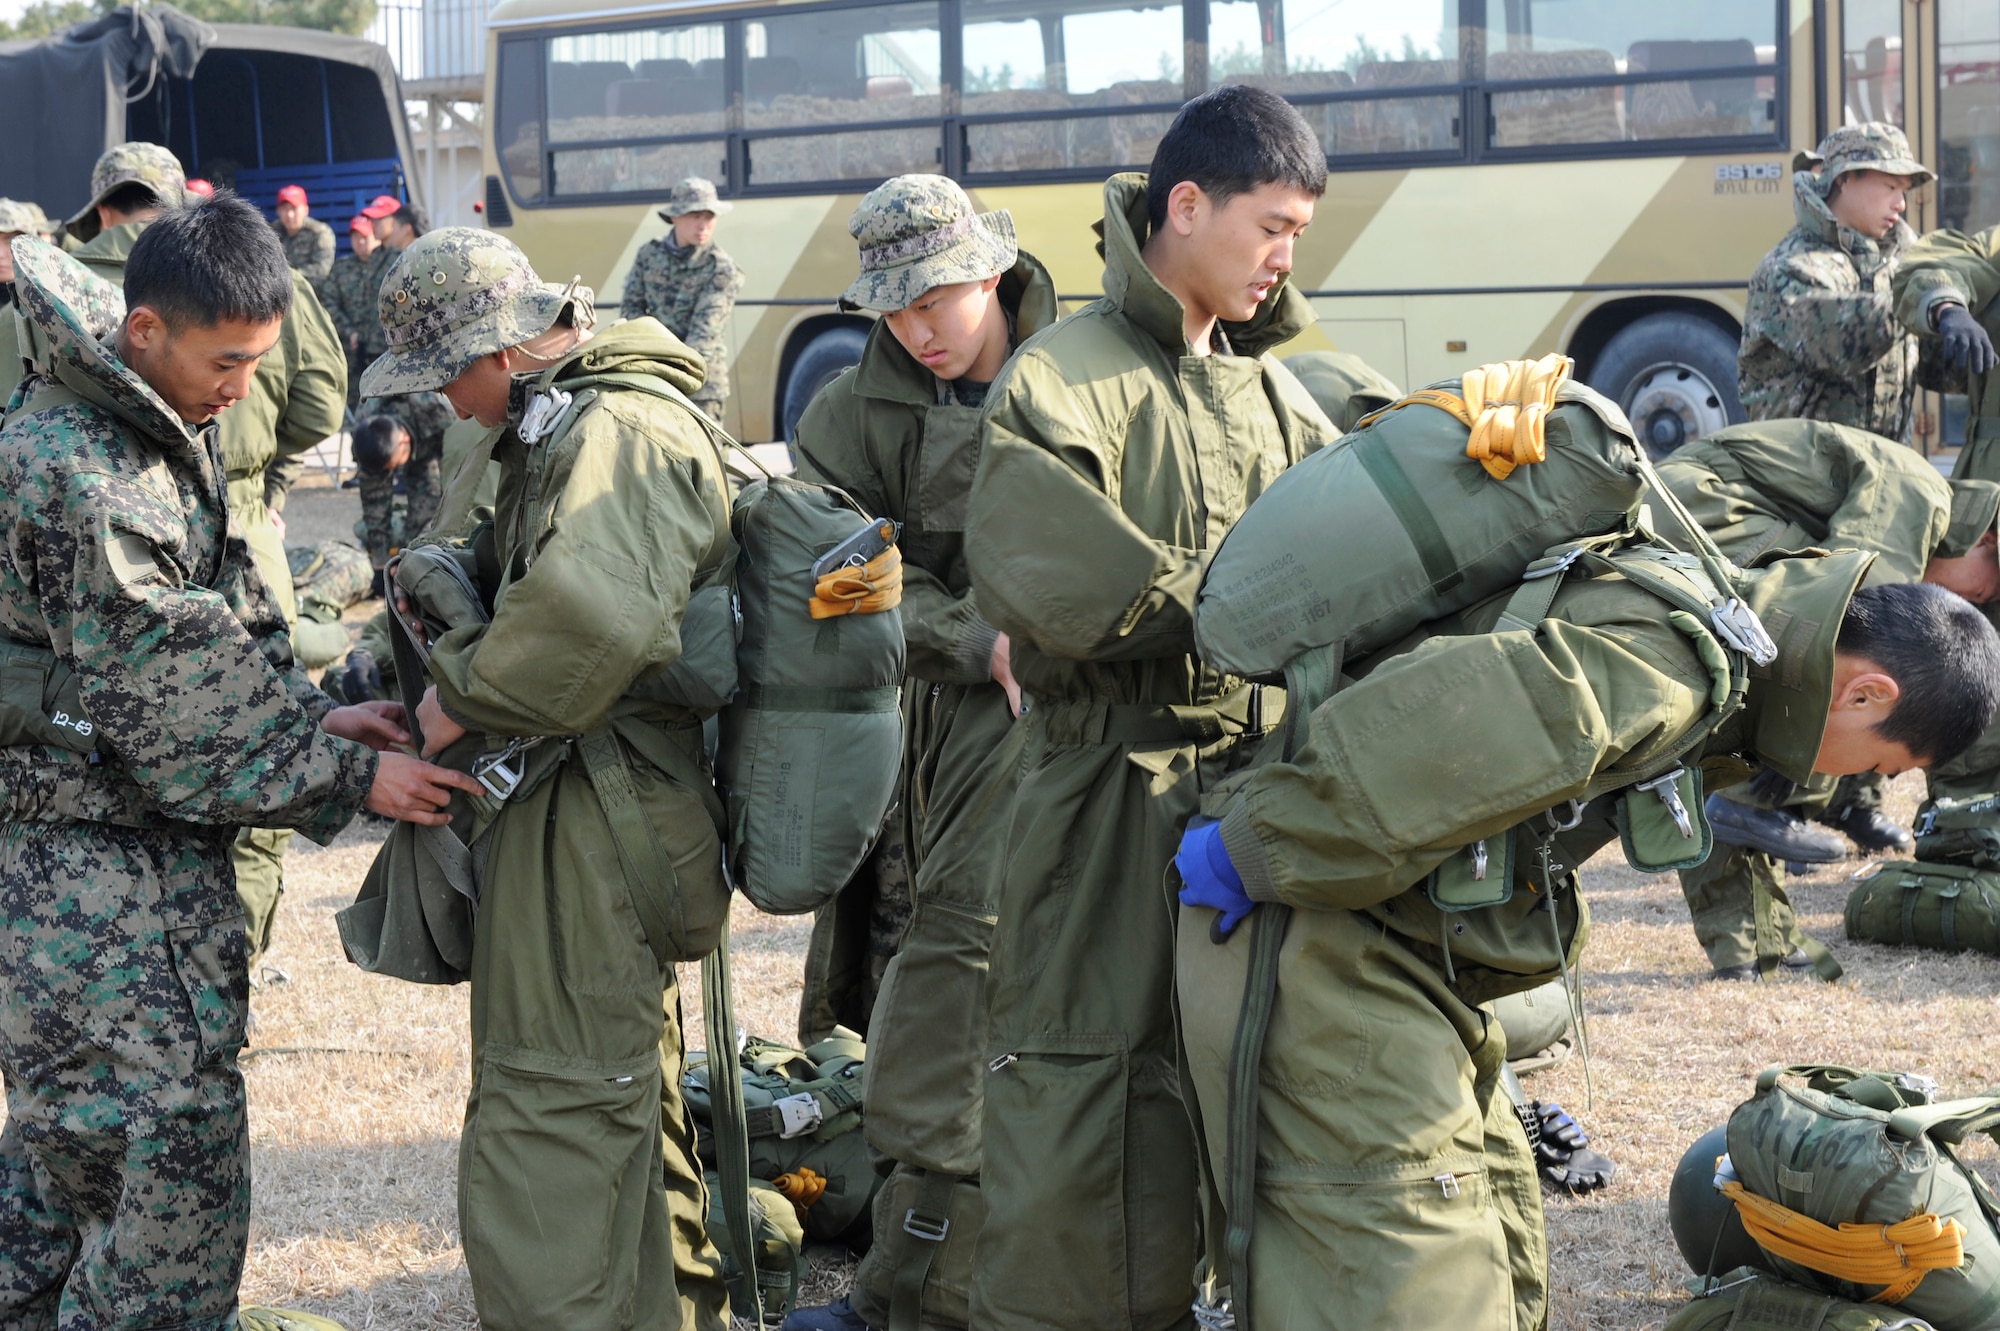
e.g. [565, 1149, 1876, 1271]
[773, 1166, 828, 1208]
[1460, 353, 1572, 480]
[1722, 1180, 1966, 1304]
[809, 545, 904, 620]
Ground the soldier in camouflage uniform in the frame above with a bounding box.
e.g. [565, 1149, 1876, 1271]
[272, 184, 336, 290]
[0, 207, 476, 1331]
[352, 390, 455, 568]
[0, 199, 44, 311]
[1738, 123, 1931, 438]
[620, 176, 742, 423]
[323, 214, 387, 405]
[286, 539, 373, 669]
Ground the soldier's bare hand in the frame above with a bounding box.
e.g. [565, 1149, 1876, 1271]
[990, 631, 1023, 718]
[366, 750, 484, 825]
[1939, 304, 1999, 375]
[416, 686, 467, 758]
[324, 701, 410, 751]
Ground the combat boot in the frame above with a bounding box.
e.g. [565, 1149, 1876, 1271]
[1821, 800, 1914, 854]
[782, 1296, 876, 1331]
[1704, 795, 1847, 863]
[1710, 949, 1816, 982]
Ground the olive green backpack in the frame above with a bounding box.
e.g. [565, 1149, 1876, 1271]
[1844, 862, 2000, 956]
[1913, 794, 2000, 871]
[1666, 1270, 1939, 1331]
[684, 1029, 881, 1247]
[1725, 1065, 2000, 1330]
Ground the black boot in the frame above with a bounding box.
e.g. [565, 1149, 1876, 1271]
[782, 1298, 875, 1331]
[1705, 795, 1847, 863]
[1710, 949, 1816, 982]
[1824, 802, 1914, 854]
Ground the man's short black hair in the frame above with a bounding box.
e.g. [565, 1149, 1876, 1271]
[1837, 582, 2000, 765]
[351, 415, 409, 472]
[99, 182, 161, 218]
[1146, 84, 1328, 231]
[389, 202, 427, 237]
[125, 191, 292, 329]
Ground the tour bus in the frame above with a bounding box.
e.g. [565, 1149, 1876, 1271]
[478, 0, 1999, 452]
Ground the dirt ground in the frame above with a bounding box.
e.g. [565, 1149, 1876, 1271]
[14, 468, 2000, 1329]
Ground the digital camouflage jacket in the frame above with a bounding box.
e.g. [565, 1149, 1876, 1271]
[275, 215, 336, 288]
[618, 237, 742, 406]
[0, 240, 374, 837]
[1738, 171, 1918, 438]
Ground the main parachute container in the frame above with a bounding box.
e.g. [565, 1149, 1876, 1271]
[1194, 368, 1648, 678]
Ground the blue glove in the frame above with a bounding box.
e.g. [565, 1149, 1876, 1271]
[1176, 818, 1254, 938]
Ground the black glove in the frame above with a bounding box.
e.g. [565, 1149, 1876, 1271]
[341, 649, 383, 703]
[1533, 1101, 1616, 1195]
[1939, 304, 1999, 375]
[368, 567, 386, 600]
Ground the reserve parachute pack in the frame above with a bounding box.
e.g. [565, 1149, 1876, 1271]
[1912, 793, 2000, 871]
[684, 1028, 880, 1247]
[717, 473, 906, 915]
[1844, 861, 2000, 956]
[1191, 356, 1790, 1331]
[1720, 1064, 2000, 1330]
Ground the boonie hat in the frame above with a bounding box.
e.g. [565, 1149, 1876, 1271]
[839, 175, 1016, 313]
[1800, 123, 1934, 188]
[657, 176, 731, 222]
[0, 199, 43, 236]
[1941, 480, 2000, 558]
[359, 226, 593, 398]
[66, 141, 187, 242]
[361, 194, 402, 220]
[277, 184, 308, 207]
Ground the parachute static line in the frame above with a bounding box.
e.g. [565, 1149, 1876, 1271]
[1720, 1180, 1966, 1303]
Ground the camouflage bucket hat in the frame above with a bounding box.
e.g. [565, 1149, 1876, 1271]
[65, 142, 187, 241]
[9, 237, 192, 445]
[360, 227, 595, 398]
[658, 176, 732, 221]
[1941, 480, 2000, 558]
[839, 175, 1016, 313]
[0, 199, 42, 236]
[1802, 123, 1935, 188]
[1736, 548, 1876, 786]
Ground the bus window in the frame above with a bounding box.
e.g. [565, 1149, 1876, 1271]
[495, 39, 544, 203]
[959, 0, 1183, 176]
[1482, 0, 1780, 150]
[544, 23, 729, 199]
[1206, 0, 1460, 160]
[743, 2, 943, 186]
[1939, 0, 2000, 231]
[1842, 0, 1903, 127]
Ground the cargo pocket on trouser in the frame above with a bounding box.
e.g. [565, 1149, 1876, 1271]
[1254, 1162, 1513, 1331]
[623, 752, 730, 963]
[460, 1046, 664, 1331]
[863, 897, 997, 1175]
[165, 916, 250, 1068]
[848, 1161, 986, 1330]
[976, 1046, 1143, 1328]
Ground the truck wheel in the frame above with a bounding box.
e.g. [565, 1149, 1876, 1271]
[1588, 312, 1745, 459]
[781, 326, 869, 447]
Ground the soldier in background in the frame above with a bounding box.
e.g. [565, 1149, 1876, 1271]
[0, 200, 43, 310]
[273, 183, 336, 289]
[373, 198, 425, 254]
[0, 200, 476, 1331]
[351, 392, 454, 575]
[621, 176, 743, 424]
[326, 210, 391, 405]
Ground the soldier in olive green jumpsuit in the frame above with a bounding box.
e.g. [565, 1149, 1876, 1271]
[784, 176, 1057, 1331]
[361, 229, 735, 1331]
[962, 87, 1337, 1330]
[1658, 420, 2000, 978]
[1178, 554, 1999, 1331]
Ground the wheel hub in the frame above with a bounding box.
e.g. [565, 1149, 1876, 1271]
[1624, 362, 1730, 456]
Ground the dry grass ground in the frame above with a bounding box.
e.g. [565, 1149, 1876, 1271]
[8, 471, 2000, 1328]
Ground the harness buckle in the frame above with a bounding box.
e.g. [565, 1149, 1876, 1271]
[1470, 840, 1489, 881]
[772, 1092, 824, 1140]
[1545, 799, 1585, 833]
[1635, 768, 1695, 840]
[472, 737, 543, 802]
[1710, 597, 1779, 667]
[902, 1209, 950, 1242]
[1191, 1297, 1237, 1331]
[1521, 546, 1586, 580]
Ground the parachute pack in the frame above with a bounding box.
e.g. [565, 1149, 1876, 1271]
[1845, 860, 2000, 956]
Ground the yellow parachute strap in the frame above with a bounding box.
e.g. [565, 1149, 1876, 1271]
[1720, 1180, 1966, 1304]
[1349, 353, 1574, 481]
[809, 545, 904, 620]
[773, 1166, 828, 1209]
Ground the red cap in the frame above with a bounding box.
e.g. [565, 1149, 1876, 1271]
[348, 213, 373, 236]
[184, 178, 214, 197]
[360, 194, 401, 219]
[277, 184, 307, 207]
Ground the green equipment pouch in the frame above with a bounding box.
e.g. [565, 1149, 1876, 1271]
[1427, 829, 1514, 912]
[1618, 766, 1713, 872]
[1913, 793, 2000, 870]
[1664, 1268, 1942, 1331]
[1844, 861, 2000, 955]
[630, 582, 739, 717]
[702, 1173, 807, 1320]
[0, 639, 109, 756]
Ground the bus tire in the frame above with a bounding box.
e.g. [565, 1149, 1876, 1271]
[1587, 311, 1745, 459]
[782, 325, 870, 445]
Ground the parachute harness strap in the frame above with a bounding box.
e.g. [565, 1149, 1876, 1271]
[1720, 1181, 1966, 1303]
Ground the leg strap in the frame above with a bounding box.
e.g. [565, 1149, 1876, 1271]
[888, 1168, 959, 1331]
